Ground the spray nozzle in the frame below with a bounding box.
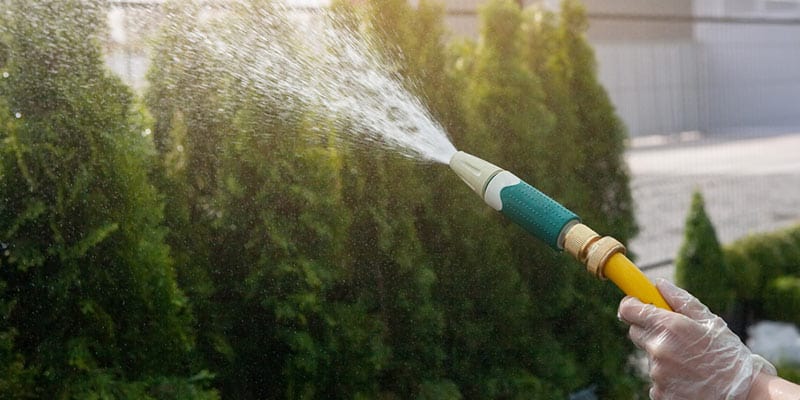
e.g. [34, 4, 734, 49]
[449, 151, 504, 197]
[449, 151, 579, 249]
[447, 151, 671, 310]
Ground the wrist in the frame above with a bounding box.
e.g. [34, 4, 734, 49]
[747, 372, 800, 400]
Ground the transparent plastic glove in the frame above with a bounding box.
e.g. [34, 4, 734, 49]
[618, 279, 776, 400]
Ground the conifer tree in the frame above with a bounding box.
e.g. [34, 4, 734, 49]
[448, 2, 643, 397]
[364, 0, 461, 132]
[362, 1, 548, 396]
[145, 1, 235, 383]
[0, 1, 214, 397]
[676, 191, 732, 314]
[455, 1, 579, 397]
[557, 0, 637, 243]
[328, 1, 451, 395]
[210, 95, 389, 399]
[469, 0, 562, 316]
[520, 6, 586, 209]
[520, 6, 642, 397]
[466, 0, 554, 164]
[149, 2, 401, 397]
[0, 99, 38, 400]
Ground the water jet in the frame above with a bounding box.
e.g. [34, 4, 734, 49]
[167, 2, 669, 310]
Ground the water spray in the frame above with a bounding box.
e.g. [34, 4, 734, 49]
[167, 3, 670, 310]
[450, 151, 671, 310]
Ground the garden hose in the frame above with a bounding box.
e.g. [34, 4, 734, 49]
[450, 151, 671, 310]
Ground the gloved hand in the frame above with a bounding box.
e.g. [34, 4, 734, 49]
[618, 279, 776, 400]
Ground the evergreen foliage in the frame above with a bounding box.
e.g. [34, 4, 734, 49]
[212, 97, 389, 398]
[764, 276, 800, 326]
[1, 0, 644, 398]
[723, 224, 800, 326]
[0, 0, 215, 397]
[520, 5, 584, 208]
[460, 2, 573, 397]
[676, 191, 732, 314]
[673, 188, 800, 337]
[557, 0, 637, 243]
[144, 3, 234, 381]
[520, 3, 641, 397]
[341, 1, 451, 395]
[778, 364, 800, 384]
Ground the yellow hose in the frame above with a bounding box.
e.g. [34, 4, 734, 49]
[603, 253, 672, 310]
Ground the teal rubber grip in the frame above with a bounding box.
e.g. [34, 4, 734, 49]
[499, 182, 579, 250]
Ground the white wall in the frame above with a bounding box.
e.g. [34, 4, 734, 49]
[594, 42, 708, 136]
[696, 22, 800, 133]
[102, 1, 800, 137]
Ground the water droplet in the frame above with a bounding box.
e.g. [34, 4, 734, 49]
[152, 4, 455, 163]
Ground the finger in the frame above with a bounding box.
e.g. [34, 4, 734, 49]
[649, 385, 667, 400]
[619, 295, 673, 328]
[628, 324, 647, 349]
[618, 296, 646, 325]
[618, 296, 637, 324]
[629, 323, 675, 356]
[656, 279, 714, 321]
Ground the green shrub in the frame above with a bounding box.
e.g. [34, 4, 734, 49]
[778, 363, 800, 384]
[724, 225, 800, 316]
[0, 1, 215, 397]
[676, 191, 732, 314]
[2, 0, 644, 397]
[763, 276, 800, 326]
[417, 380, 463, 400]
[725, 245, 763, 303]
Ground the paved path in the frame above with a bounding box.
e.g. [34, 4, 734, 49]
[625, 132, 800, 280]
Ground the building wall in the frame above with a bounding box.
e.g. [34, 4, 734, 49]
[437, 0, 800, 137]
[696, 20, 800, 133]
[587, 0, 800, 136]
[594, 42, 708, 137]
[101, 0, 800, 137]
[696, 0, 800, 18]
[575, 0, 700, 136]
[582, 0, 694, 41]
[433, 0, 703, 136]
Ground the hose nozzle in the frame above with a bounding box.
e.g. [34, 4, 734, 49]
[449, 151, 503, 197]
[448, 151, 671, 310]
[449, 151, 579, 250]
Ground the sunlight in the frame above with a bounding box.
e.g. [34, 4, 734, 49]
[285, 0, 330, 7]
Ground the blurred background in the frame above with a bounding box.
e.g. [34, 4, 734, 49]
[108, 0, 800, 138]
[2, 0, 799, 397]
[101, 0, 800, 388]
[104, 0, 800, 277]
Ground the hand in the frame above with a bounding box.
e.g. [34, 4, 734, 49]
[618, 279, 776, 400]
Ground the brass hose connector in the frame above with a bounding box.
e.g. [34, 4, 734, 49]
[563, 223, 626, 279]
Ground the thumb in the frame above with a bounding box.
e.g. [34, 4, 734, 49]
[657, 279, 714, 321]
